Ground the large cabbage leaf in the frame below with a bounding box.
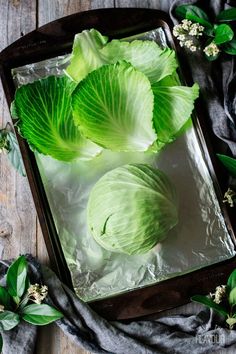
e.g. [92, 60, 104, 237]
[87, 163, 178, 255]
[66, 29, 177, 83]
[66, 29, 109, 83]
[100, 39, 178, 83]
[152, 77, 199, 143]
[14, 76, 101, 161]
[72, 61, 157, 152]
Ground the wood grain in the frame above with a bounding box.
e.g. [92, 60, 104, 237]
[0, 0, 37, 258]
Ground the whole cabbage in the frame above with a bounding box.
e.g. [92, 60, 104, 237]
[87, 164, 178, 255]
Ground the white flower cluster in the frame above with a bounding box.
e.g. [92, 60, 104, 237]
[210, 285, 227, 304]
[0, 304, 4, 313]
[223, 188, 236, 208]
[173, 19, 204, 52]
[27, 283, 48, 305]
[203, 42, 220, 57]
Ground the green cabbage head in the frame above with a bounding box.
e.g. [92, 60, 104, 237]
[87, 164, 178, 255]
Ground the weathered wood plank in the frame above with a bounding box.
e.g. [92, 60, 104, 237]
[114, 0, 161, 8]
[0, 0, 37, 259]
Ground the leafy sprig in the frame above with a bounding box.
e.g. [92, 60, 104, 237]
[217, 154, 236, 208]
[0, 256, 63, 353]
[174, 4, 236, 60]
[0, 123, 25, 176]
[192, 269, 236, 329]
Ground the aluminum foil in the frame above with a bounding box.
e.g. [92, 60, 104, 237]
[12, 28, 235, 302]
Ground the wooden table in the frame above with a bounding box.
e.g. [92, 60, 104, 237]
[0, 1, 234, 353]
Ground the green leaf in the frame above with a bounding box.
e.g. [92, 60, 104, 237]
[226, 317, 236, 328]
[14, 76, 102, 162]
[0, 287, 12, 310]
[227, 269, 236, 291]
[217, 154, 236, 178]
[6, 131, 26, 177]
[214, 24, 234, 45]
[72, 61, 157, 152]
[186, 12, 213, 29]
[66, 29, 178, 84]
[22, 304, 63, 326]
[191, 295, 228, 317]
[229, 287, 236, 306]
[100, 40, 178, 83]
[175, 4, 212, 28]
[223, 39, 236, 55]
[0, 311, 20, 331]
[217, 8, 236, 22]
[175, 4, 209, 20]
[66, 29, 109, 82]
[151, 79, 199, 143]
[6, 255, 28, 300]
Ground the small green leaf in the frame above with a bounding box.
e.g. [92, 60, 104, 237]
[214, 24, 234, 45]
[186, 11, 213, 29]
[191, 295, 228, 317]
[0, 333, 3, 353]
[217, 154, 236, 178]
[6, 255, 28, 300]
[0, 311, 20, 331]
[223, 39, 236, 55]
[176, 4, 209, 20]
[227, 269, 236, 291]
[175, 4, 212, 28]
[229, 287, 236, 306]
[226, 317, 236, 329]
[217, 8, 236, 22]
[22, 304, 63, 326]
[7, 132, 26, 177]
[0, 287, 12, 310]
[175, 4, 189, 18]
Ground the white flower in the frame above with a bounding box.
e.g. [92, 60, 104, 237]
[214, 285, 227, 304]
[182, 19, 192, 30]
[0, 305, 4, 313]
[173, 26, 181, 37]
[189, 23, 204, 36]
[223, 188, 236, 208]
[190, 45, 197, 52]
[203, 42, 220, 57]
[178, 34, 186, 41]
[28, 283, 48, 304]
[211, 285, 227, 304]
[185, 39, 193, 48]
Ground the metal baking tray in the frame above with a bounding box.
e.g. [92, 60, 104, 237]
[0, 8, 236, 320]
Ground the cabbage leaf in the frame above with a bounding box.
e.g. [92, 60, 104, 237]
[14, 76, 101, 161]
[72, 61, 157, 151]
[152, 77, 199, 143]
[66, 29, 178, 83]
[100, 39, 178, 83]
[66, 29, 109, 83]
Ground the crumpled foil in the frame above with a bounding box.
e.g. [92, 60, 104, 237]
[12, 28, 235, 302]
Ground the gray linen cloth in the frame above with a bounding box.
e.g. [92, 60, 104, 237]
[0, 256, 233, 354]
[1, 0, 236, 353]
